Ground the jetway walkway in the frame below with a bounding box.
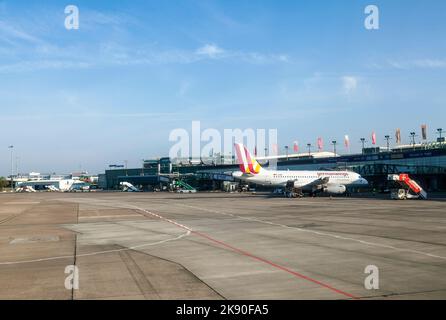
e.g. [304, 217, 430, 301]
[388, 174, 427, 200]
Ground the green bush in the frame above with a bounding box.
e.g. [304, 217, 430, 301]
[0, 177, 7, 191]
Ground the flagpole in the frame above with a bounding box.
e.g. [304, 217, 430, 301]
[8, 145, 14, 192]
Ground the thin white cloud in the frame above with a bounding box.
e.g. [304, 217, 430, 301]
[0, 42, 290, 73]
[277, 54, 289, 62]
[195, 43, 289, 64]
[412, 59, 446, 68]
[196, 44, 224, 58]
[376, 59, 446, 70]
[341, 76, 358, 94]
[0, 60, 91, 73]
[85, 11, 127, 26]
[0, 112, 183, 121]
[0, 20, 42, 44]
[386, 60, 406, 70]
[0, 11, 290, 73]
[178, 81, 191, 97]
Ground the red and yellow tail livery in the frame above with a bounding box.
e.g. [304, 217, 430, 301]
[234, 143, 262, 175]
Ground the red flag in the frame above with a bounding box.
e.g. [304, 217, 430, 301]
[293, 141, 299, 152]
[395, 129, 401, 144]
[372, 131, 377, 145]
[317, 137, 323, 151]
[272, 143, 278, 155]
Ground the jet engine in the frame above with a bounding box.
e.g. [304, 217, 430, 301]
[323, 184, 347, 194]
[286, 180, 301, 189]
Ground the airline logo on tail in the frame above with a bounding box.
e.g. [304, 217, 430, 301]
[234, 143, 262, 174]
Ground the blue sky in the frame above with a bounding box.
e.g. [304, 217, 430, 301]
[1, 0, 446, 175]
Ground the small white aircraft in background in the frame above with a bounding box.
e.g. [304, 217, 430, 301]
[232, 143, 368, 197]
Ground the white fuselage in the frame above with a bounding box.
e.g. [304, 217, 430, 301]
[233, 169, 368, 190]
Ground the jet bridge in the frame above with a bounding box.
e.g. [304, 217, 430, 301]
[388, 174, 427, 200]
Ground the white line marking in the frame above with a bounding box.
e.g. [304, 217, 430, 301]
[80, 214, 143, 219]
[0, 231, 190, 266]
[127, 204, 193, 232]
[179, 204, 446, 261]
[4, 202, 41, 205]
[0, 204, 191, 266]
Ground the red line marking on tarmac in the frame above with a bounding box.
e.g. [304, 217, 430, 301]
[191, 230, 359, 300]
[138, 207, 359, 300]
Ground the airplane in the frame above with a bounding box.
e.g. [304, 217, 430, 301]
[232, 143, 369, 197]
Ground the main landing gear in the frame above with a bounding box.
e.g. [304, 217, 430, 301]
[285, 190, 304, 198]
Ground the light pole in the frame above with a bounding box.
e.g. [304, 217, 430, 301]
[331, 140, 337, 155]
[307, 143, 312, 157]
[8, 145, 13, 191]
[123, 160, 128, 176]
[410, 132, 416, 148]
[284, 146, 289, 160]
[437, 128, 443, 145]
[15, 156, 20, 176]
[384, 135, 391, 152]
[360, 138, 366, 154]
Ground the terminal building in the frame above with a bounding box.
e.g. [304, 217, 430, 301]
[101, 140, 446, 192]
[7, 172, 98, 191]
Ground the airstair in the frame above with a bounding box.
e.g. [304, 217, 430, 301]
[15, 186, 37, 193]
[387, 174, 427, 200]
[46, 185, 60, 192]
[120, 181, 140, 192]
[173, 180, 197, 193]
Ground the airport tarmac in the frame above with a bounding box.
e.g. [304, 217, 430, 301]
[0, 191, 445, 300]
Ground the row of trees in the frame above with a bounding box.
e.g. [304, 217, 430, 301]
[0, 177, 8, 191]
